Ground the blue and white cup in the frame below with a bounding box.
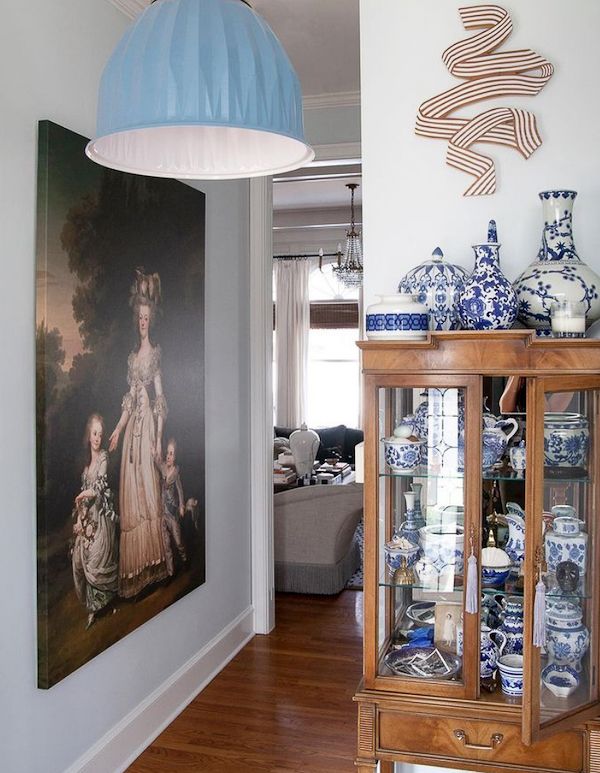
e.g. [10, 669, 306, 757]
[497, 654, 524, 696]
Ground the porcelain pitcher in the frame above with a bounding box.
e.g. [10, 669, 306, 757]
[480, 625, 508, 678]
[503, 502, 526, 564]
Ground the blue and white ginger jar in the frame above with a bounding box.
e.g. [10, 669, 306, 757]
[398, 247, 468, 330]
[545, 601, 589, 672]
[513, 190, 600, 330]
[457, 220, 518, 330]
[544, 515, 587, 576]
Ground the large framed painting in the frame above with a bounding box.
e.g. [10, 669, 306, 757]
[36, 120, 206, 688]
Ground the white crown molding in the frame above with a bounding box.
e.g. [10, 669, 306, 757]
[311, 142, 362, 164]
[106, 0, 147, 19]
[303, 91, 361, 110]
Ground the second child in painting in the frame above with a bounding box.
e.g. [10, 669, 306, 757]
[155, 438, 187, 577]
[71, 414, 119, 629]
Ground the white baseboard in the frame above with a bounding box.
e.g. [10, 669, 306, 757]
[66, 606, 255, 773]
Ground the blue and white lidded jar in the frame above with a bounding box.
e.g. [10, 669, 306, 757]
[365, 294, 429, 340]
[544, 510, 587, 577]
[457, 220, 518, 330]
[546, 601, 590, 672]
[398, 247, 468, 330]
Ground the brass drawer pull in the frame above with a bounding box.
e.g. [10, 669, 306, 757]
[454, 729, 504, 750]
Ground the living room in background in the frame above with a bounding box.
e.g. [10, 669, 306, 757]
[272, 164, 362, 431]
[272, 256, 360, 429]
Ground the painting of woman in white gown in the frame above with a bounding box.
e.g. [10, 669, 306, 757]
[36, 121, 205, 688]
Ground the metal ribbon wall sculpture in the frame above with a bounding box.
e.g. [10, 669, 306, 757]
[415, 5, 554, 196]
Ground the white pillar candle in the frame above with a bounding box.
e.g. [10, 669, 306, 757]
[551, 314, 586, 334]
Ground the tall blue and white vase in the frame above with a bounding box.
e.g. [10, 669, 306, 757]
[398, 247, 469, 330]
[457, 220, 518, 330]
[513, 191, 600, 331]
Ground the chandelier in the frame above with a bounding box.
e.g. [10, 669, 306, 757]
[332, 183, 363, 288]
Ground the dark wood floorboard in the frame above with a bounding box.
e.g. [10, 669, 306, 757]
[127, 590, 364, 772]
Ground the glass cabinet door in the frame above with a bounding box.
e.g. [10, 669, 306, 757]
[367, 377, 480, 699]
[524, 378, 600, 742]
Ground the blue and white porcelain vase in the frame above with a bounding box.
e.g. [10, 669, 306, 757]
[457, 221, 518, 330]
[513, 191, 600, 331]
[499, 597, 524, 655]
[400, 490, 426, 544]
[398, 247, 468, 330]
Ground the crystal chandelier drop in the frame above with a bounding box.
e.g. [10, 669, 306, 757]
[332, 183, 363, 288]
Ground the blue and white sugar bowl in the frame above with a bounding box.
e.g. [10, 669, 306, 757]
[366, 293, 429, 340]
[398, 247, 468, 330]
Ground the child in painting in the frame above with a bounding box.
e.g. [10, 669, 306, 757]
[72, 414, 119, 629]
[155, 438, 187, 576]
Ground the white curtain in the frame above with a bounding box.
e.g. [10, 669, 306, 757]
[274, 258, 310, 428]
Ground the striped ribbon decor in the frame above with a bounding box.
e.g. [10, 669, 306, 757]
[416, 5, 554, 196]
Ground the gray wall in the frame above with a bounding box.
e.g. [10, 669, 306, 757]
[0, 2, 252, 771]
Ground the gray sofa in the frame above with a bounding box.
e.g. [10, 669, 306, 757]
[274, 483, 363, 594]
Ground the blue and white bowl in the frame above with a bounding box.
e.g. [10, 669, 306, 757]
[481, 564, 512, 587]
[541, 664, 580, 697]
[384, 536, 421, 571]
[383, 436, 425, 472]
[544, 412, 589, 468]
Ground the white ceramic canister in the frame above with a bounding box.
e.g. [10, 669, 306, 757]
[365, 294, 429, 340]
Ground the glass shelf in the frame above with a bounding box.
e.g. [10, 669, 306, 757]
[380, 569, 463, 593]
[482, 586, 592, 601]
[379, 468, 589, 484]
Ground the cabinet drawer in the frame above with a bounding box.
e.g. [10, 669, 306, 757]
[378, 711, 584, 772]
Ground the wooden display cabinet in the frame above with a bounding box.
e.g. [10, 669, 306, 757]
[354, 331, 600, 773]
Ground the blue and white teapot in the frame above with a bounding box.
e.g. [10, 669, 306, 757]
[482, 418, 518, 469]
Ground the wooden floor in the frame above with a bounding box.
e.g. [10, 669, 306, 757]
[127, 590, 364, 772]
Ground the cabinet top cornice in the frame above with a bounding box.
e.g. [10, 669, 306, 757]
[358, 330, 600, 375]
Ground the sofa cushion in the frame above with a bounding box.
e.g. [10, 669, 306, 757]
[314, 424, 346, 462]
[343, 427, 364, 465]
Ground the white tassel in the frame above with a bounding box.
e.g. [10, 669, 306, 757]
[533, 577, 546, 647]
[465, 552, 478, 614]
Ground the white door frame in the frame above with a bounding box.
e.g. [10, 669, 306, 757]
[249, 142, 362, 634]
[249, 176, 275, 634]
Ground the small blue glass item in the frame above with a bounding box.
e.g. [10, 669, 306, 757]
[86, 0, 314, 178]
[457, 220, 518, 330]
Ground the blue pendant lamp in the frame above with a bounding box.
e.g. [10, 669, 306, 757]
[86, 0, 314, 179]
